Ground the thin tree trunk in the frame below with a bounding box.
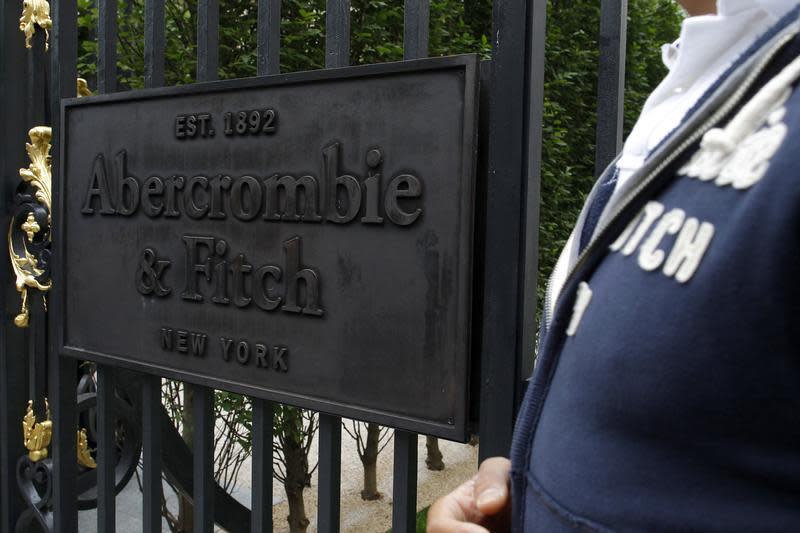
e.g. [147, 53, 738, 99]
[425, 436, 444, 471]
[285, 485, 309, 533]
[283, 422, 310, 533]
[360, 423, 381, 500]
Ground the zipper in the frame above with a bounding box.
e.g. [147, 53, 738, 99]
[542, 241, 566, 331]
[541, 156, 621, 332]
[543, 27, 798, 329]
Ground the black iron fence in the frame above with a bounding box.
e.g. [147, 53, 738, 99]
[0, 0, 629, 531]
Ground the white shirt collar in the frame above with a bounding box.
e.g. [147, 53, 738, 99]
[662, 1, 799, 73]
[748, 0, 799, 19]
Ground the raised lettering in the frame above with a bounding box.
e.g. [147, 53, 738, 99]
[198, 114, 212, 137]
[255, 343, 269, 368]
[163, 176, 186, 218]
[264, 174, 322, 222]
[273, 346, 288, 373]
[231, 254, 253, 307]
[209, 175, 232, 219]
[115, 151, 140, 216]
[361, 148, 384, 224]
[160, 327, 173, 350]
[175, 115, 186, 139]
[212, 239, 230, 305]
[236, 341, 250, 364]
[142, 176, 165, 217]
[185, 115, 197, 138]
[220, 337, 233, 361]
[385, 174, 422, 226]
[136, 248, 172, 296]
[185, 176, 210, 219]
[81, 154, 116, 215]
[281, 236, 324, 316]
[254, 265, 282, 311]
[324, 143, 362, 224]
[190, 333, 207, 357]
[181, 235, 214, 301]
[231, 175, 262, 221]
[176, 330, 188, 353]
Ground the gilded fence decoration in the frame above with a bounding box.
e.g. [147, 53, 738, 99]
[19, 0, 51, 49]
[22, 400, 52, 462]
[8, 126, 52, 327]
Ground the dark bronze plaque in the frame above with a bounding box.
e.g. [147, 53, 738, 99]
[58, 55, 478, 440]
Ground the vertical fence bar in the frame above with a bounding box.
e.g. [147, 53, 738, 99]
[518, 0, 547, 395]
[27, 28, 48, 128]
[317, 5, 349, 532]
[192, 385, 215, 532]
[144, 0, 165, 88]
[251, 400, 273, 533]
[193, 3, 218, 527]
[317, 414, 341, 533]
[257, 0, 280, 76]
[0, 4, 33, 526]
[96, 0, 118, 524]
[50, 0, 79, 527]
[97, 0, 117, 93]
[391, 3, 428, 529]
[252, 3, 280, 528]
[594, 0, 628, 176]
[96, 366, 116, 532]
[478, 0, 545, 460]
[28, 295, 47, 413]
[391, 431, 418, 533]
[141, 1, 164, 530]
[325, 0, 350, 68]
[197, 0, 219, 82]
[403, 0, 429, 60]
[141, 375, 162, 533]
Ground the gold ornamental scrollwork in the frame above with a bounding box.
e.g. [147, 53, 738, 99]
[19, 126, 52, 211]
[19, 0, 51, 50]
[77, 428, 97, 468]
[9, 126, 52, 328]
[22, 400, 52, 462]
[22, 400, 98, 468]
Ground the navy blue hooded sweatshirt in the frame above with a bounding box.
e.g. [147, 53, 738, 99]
[510, 8, 800, 532]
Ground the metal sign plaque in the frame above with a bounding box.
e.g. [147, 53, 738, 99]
[58, 55, 478, 440]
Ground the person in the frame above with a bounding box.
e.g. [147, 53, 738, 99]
[429, 0, 800, 530]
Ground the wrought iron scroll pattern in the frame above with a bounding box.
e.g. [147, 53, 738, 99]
[8, 126, 52, 328]
[11, 79, 118, 532]
[8, 80, 87, 328]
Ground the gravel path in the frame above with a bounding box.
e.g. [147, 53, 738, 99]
[269, 435, 478, 532]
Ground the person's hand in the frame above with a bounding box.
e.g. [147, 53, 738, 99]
[427, 457, 511, 533]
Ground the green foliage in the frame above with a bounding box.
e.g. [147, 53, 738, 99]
[536, 0, 683, 322]
[76, 0, 489, 89]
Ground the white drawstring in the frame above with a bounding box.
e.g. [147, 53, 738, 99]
[701, 53, 800, 153]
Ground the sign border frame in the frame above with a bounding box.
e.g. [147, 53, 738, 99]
[56, 53, 480, 441]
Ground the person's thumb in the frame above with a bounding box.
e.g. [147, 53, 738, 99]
[473, 457, 511, 515]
